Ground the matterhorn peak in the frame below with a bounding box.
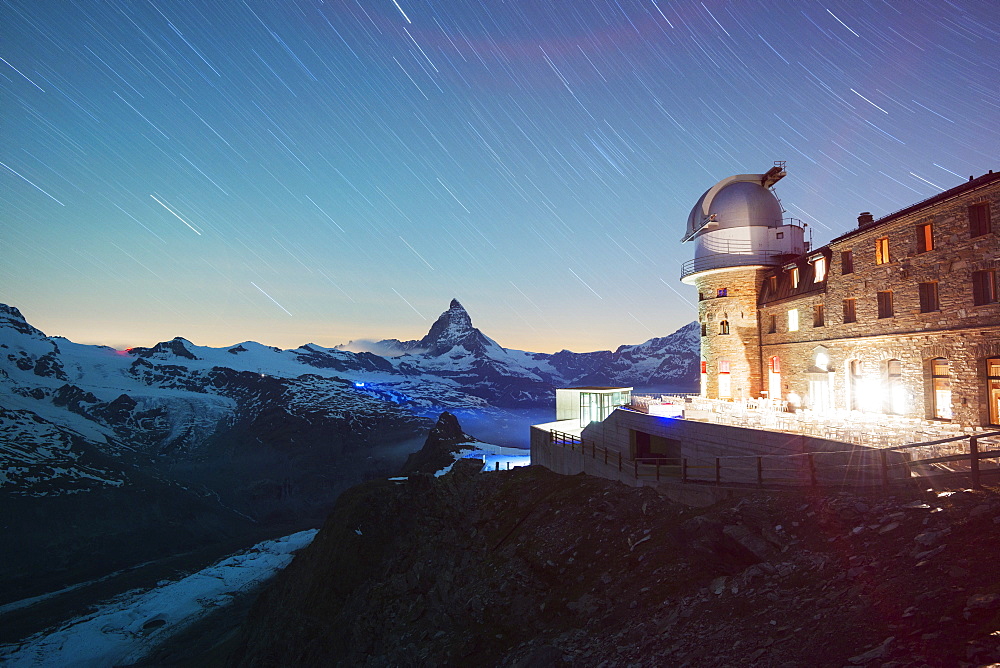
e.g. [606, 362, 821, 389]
[416, 299, 500, 356]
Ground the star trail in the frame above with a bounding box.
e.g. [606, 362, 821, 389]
[1, 0, 997, 351]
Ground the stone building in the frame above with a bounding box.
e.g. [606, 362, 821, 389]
[685, 167, 1000, 427]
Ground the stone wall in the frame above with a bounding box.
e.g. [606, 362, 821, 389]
[695, 267, 772, 399]
[757, 174, 1000, 425]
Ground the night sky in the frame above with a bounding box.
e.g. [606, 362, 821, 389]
[2, 1, 997, 353]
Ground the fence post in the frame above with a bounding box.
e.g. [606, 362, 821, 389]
[715, 457, 721, 485]
[879, 450, 889, 489]
[970, 436, 982, 491]
[495, 461, 500, 471]
[682, 458, 688, 483]
[808, 454, 817, 487]
[618, 452, 622, 472]
[757, 456, 763, 487]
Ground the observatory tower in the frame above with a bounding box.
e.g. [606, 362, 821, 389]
[680, 163, 805, 399]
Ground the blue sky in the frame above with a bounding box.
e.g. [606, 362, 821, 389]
[2, 0, 997, 352]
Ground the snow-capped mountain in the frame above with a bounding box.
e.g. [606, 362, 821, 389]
[0, 300, 695, 604]
[1, 299, 696, 498]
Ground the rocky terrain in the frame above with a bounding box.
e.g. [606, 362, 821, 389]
[232, 464, 1000, 667]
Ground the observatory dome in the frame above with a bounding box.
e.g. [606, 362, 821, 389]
[684, 175, 784, 241]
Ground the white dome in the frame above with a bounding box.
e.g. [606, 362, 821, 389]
[684, 173, 785, 241]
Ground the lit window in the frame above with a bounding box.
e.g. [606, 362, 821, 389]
[718, 359, 731, 399]
[813, 256, 827, 282]
[813, 304, 825, 327]
[875, 237, 890, 265]
[790, 266, 800, 288]
[930, 359, 952, 420]
[815, 351, 829, 371]
[973, 270, 998, 305]
[987, 358, 1000, 426]
[843, 298, 857, 323]
[918, 282, 939, 312]
[841, 250, 854, 274]
[877, 291, 893, 318]
[788, 309, 799, 331]
[969, 202, 992, 238]
[916, 223, 933, 253]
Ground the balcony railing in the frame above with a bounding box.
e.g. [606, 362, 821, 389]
[680, 249, 795, 280]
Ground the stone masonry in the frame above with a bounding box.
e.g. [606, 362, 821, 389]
[748, 171, 1000, 426]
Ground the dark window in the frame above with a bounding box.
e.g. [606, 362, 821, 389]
[841, 250, 854, 274]
[875, 237, 890, 265]
[717, 288, 727, 297]
[700, 323, 707, 337]
[973, 270, 998, 305]
[843, 298, 857, 323]
[916, 223, 934, 253]
[877, 291, 893, 318]
[813, 304, 825, 327]
[719, 320, 730, 335]
[970, 203, 992, 238]
[919, 282, 939, 312]
[768, 314, 777, 333]
[698, 292, 705, 301]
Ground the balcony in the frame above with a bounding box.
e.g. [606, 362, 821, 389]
[680, 249, 796, 281]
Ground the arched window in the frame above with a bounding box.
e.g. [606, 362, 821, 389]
[848, 359, 863, 411]
[718, 320, 730, 335]
[718, 359, 732, 399]
[767, 356, 781, 400]
[885, 359, 904, 415]
[930, 358, 951, 420]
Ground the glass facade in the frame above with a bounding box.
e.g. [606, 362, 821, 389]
[579, 390, 631, 427]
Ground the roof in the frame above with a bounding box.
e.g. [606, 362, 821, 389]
[758, 249, 831, 305]
[682, 166, 786, 242]
[559, 386, 633, 391]
[829, 170, 1000, 245]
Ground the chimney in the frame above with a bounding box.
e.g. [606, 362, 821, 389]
[857, 212, 874, 227]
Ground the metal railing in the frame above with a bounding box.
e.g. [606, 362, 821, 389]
[542, 427, 1000, 491]
[680, 249, 794, 279]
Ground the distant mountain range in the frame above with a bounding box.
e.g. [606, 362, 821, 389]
[0, 300, 696, 604]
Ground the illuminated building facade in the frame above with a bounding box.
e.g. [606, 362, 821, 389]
[686, 168, 1000, 427]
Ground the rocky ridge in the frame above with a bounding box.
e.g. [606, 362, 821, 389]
[232, 466, 1000, 667]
